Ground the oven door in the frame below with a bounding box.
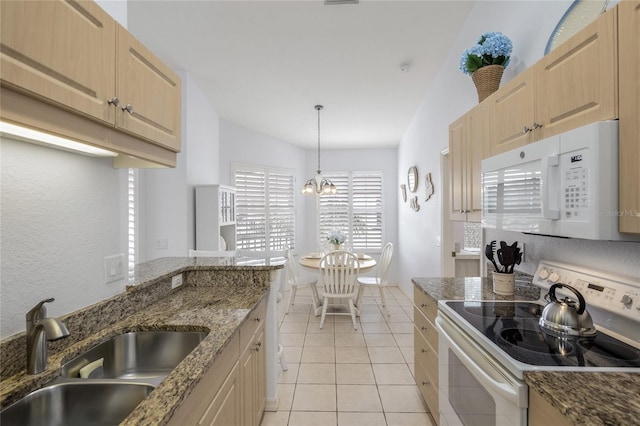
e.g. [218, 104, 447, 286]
[436, 313, 528, 426]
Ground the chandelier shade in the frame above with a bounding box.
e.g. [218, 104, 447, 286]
[302, 105, 337, 195]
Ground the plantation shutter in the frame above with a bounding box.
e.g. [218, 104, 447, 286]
[351, 172, 383, 250]
[234, 164, 295, 254]
[268, 171, 295, 251]
[318, 171, 383, 251]
[235, 168, 267, 251]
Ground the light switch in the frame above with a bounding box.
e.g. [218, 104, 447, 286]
[104, 254, 125, 284]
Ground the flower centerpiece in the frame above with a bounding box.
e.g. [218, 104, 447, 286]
[327, 229, 347, 251]
[459, 32, 513, 102]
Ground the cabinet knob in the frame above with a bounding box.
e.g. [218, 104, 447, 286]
[532, 122, 543, 130]
[421, 348, 429, 354]
[254, 317, 261, 322]
[420, 303, 427, 308]
[254, 341, 262, 352]
[421, 326, 427, 331]
[122, 104, 134, 114]
[522, 126, 532, 134]
[107, 97, 120, 107]
[421, 380, 430, 386]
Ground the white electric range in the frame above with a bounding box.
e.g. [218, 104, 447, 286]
[436, 260, 640, 426]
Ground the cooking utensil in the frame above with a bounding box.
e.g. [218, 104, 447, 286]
[485, 241, 500, 272]
[539, 283, 596, 337]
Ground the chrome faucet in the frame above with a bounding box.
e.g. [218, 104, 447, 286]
[26, 298, 70, 375]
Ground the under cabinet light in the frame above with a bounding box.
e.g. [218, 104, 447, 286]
[0, 121, 117, 157]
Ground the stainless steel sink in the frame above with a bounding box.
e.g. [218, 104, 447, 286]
[0, 381, 154, 426]
[60, 331, 207, 386]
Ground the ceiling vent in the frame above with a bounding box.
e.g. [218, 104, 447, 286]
[325, 0, 359, 5]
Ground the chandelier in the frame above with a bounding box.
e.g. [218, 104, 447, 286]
[302, 105, 337, 195]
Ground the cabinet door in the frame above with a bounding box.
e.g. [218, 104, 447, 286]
[619, 0, 640, 234]
[116, 26, 182, 151]
[0, 0, 116, 124]
[449, 116, 467, 221]
[465, 103, 489, 222]
[254, 328, 266, 424]
[240, 341, 256, 426]
[489, 67, 535, 156]
[536, 7, 617, 140]
[200, 363, 241, 426]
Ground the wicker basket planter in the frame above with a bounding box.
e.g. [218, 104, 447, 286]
[471, 64, 505, 102]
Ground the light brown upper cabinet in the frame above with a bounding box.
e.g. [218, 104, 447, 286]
[489, 67, 536, 157]
[116, 26, 181, 151]
[535, 6, 617, 139]
[0, 0, 181, 166]
[0, 1, 117, 125]
[449, 102, 488, 222]
[487, 7, 617, 158]
[618, 0, 640, 234]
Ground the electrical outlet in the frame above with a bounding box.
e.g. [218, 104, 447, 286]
[171, 274, 183, 289]
[156, 238, 168, 249]
[104, 254, 125, 284]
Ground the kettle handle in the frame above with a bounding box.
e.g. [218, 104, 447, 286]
[547, 283, 587, 315]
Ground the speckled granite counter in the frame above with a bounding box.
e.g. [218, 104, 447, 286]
[525, 371, 640, 426]
[0, 256, 284, 424]
[412, 275, 541, 302]
[412, 276, 640, 426]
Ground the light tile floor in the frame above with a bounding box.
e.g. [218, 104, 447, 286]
[260, 286, 436, 426]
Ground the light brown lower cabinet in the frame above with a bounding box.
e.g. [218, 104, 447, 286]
[528, 388, 573, 426]
[167, 333, 240, 426]
[168, 298, 267, 426]
[414, 287, 439, 425]
[241, 326, 266, 426]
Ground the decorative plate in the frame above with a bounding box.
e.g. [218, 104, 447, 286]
[544, 0, 609, 55]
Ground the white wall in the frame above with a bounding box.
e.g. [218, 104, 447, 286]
[141, 72, 220, 261]
[396, 0, 608, 297]
[0, 139, 128, 338]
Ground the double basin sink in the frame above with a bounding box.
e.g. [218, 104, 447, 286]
[1, 330, 207, 425]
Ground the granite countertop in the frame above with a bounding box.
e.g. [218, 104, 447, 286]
[1, 256, 283, 424]
[412, 276, 640, 426]
[412, 276, 541, 302]
[525, 371, 640, 426]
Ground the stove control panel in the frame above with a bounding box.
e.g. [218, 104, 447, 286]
[533, 260, 640, 321]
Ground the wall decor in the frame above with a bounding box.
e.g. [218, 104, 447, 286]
[410, 196, 420, 212]
[408, 166, 418, 192]
[424, 172, 434, 201]
[400, 184, 407, 202]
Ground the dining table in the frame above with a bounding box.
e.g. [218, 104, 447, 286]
[299, 253, 376, 316]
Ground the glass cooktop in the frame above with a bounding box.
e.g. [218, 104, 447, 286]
[445, 301, 640, 368]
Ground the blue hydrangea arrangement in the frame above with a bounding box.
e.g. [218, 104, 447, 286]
[459, 32, 513, 76]
[327, 229, 347, 245]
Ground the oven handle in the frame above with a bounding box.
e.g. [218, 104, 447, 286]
[436, 315, 527, 407]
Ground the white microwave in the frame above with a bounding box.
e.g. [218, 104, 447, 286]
[481, 121, 637, 241]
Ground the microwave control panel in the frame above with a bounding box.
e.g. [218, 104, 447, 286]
[561, 148, 590, 221]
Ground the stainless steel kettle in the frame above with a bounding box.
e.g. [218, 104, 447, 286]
[539, 283, 597, 337]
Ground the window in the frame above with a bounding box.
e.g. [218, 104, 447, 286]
[233, 164, 296, 254]
[318, 172, 383, 251]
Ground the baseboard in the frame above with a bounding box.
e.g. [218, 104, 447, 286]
[265, 394, 280, 412]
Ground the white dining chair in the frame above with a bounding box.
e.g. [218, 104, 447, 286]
[318, 250, 360, 330]
[188, 249, 236, 257]
[356, 242, 393, 317]
[285, 249, 318, 314]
